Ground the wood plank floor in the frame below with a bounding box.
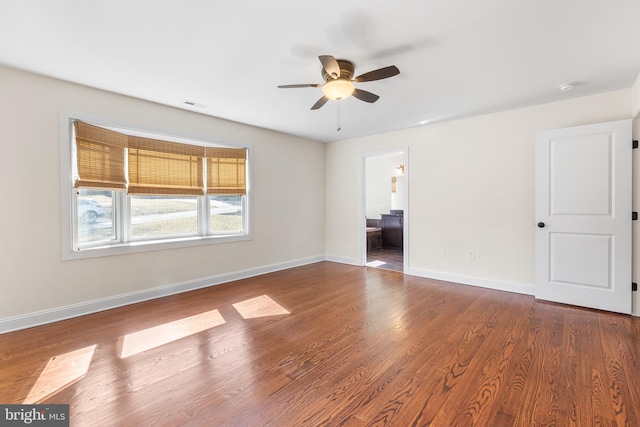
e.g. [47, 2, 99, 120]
[1, 262, 639, 426]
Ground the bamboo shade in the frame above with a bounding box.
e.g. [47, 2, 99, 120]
[128, 136, 205, 196]
[206, 147, 247, 195]
[74, 121, 127, 189]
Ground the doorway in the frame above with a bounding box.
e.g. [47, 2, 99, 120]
[361, 148, 408, 272]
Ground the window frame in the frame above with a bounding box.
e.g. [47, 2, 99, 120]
[60, 111, 252, 261]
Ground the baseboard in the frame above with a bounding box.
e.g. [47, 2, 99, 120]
[0, 256, 325, 334]
[324, 255, 363, 266]
[404, 267, 535, 296]
[325, 256, 535, 296]
[324, 256, 535, 296]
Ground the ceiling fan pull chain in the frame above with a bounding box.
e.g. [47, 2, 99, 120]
[337, 102, 341, 132]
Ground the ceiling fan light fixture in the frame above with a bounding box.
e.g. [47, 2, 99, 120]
[322, 79, 355, 100]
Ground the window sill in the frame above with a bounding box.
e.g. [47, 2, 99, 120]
[62, 233, 252, 261]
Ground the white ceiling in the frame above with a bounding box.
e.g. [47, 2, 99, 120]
[1, 0, 639, 142]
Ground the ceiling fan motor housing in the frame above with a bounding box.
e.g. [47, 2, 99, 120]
[322, 59, 355, 81]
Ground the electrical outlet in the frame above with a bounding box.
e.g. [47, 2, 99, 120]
[439, 248, 446, 257]
[467, 250, 475, 260]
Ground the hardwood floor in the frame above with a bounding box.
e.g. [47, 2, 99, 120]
[1, 262, 639, 426]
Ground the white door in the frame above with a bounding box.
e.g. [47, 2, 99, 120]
[535, 119, 632, 314]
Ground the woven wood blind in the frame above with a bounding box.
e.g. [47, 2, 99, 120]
[206, 147, 247, 195]
[74, 121, 127, 189]
[128, 136, 205, 196]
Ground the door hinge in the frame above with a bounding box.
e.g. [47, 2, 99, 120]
[633, 212, 638, 221]
[634, 140, 638, 149]
[633, 283, 638, 292]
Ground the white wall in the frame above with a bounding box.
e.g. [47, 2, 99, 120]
[0, 65, 325, 325]
[326, 89, 635, 303]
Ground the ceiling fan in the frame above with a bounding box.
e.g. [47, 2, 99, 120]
[278, 55, 400, 110]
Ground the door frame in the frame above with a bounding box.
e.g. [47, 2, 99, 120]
[359, 147, 409, 269]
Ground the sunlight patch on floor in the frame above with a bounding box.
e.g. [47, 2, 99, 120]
[366, 260, 387, 267]
[232, 295, 290, 319]
[119, 309, 225, 358]
[24, 345, 96, 404]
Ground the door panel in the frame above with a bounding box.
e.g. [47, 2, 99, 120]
[550, 233, 611, 288]
[550, 134, 611, 215]
[535, 119, 631, 314]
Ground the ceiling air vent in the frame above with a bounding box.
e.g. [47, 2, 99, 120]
[183, 100, 208, 109]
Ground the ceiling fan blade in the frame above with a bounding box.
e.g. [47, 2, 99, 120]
[319, 55, 341, 79]
[354, 65, 400, 82]
[352, 89, 380, 103]
[277, 84, 321, 88]
[311, 96, 329, 110]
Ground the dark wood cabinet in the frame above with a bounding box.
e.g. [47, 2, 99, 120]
[366, 228, 382, 251]
[381, 214, 403, 248]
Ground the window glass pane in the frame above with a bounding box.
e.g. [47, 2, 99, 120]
[76, 189, 116, 245]
[210, 195, 244, 233]
[131, 196, 198, 239]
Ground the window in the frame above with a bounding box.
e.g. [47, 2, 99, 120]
[76, 189, 117, 245]
[62, 114, 251, 259]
